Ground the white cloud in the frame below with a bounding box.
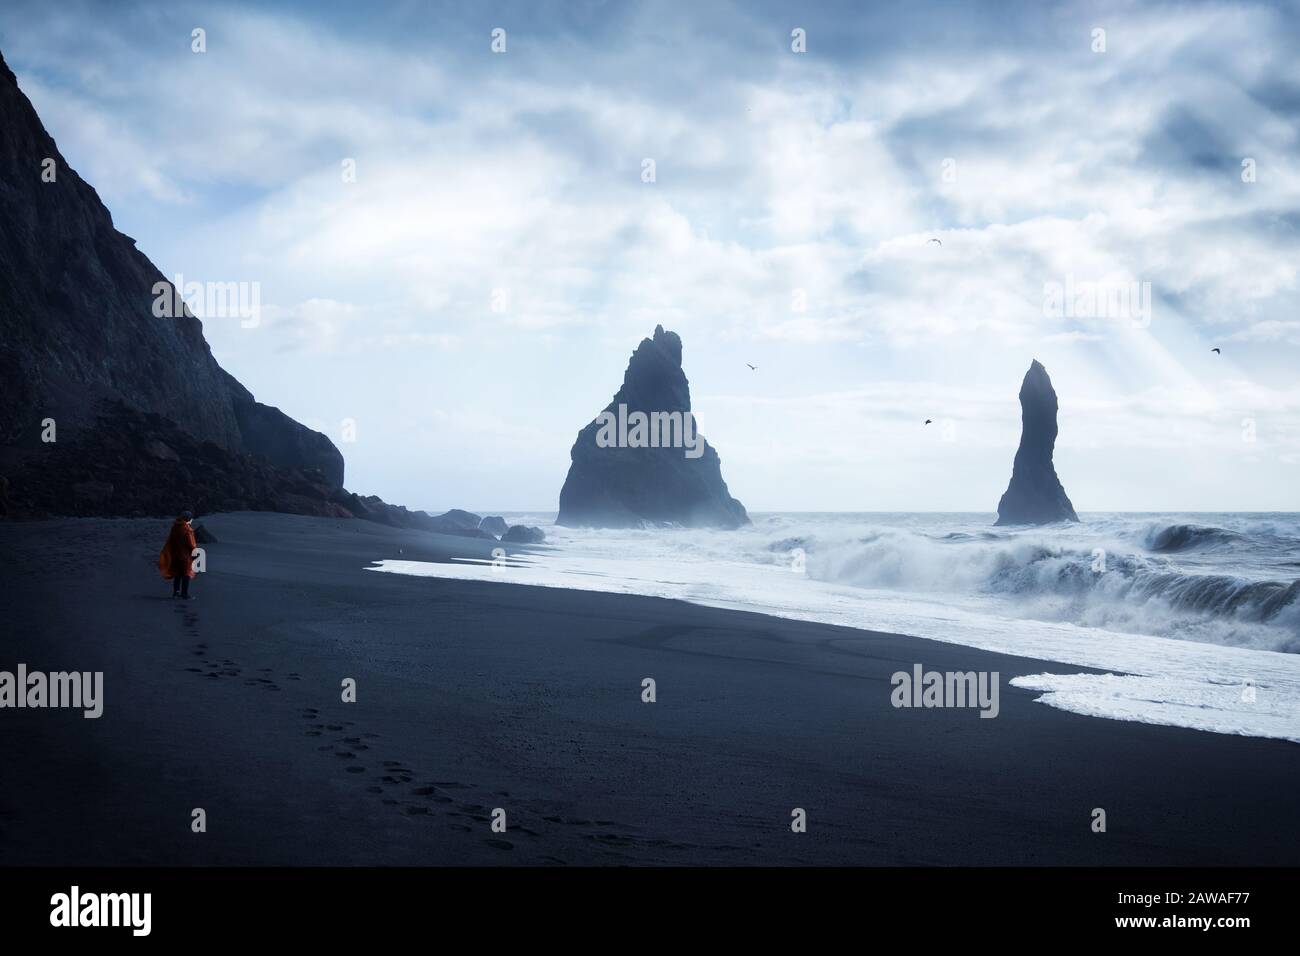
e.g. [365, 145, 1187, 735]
[3, 0, 1298, 509]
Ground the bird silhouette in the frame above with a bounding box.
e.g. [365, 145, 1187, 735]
[747, 363, 757, 370]
[924, 419, 933, 425]
[1211, 347, 1221, 354]
[927, 238, 942, 246]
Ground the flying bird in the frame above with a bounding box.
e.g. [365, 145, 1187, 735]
[1211, 347, 1221, 354]
[927, 238, 942, 246]
[747, 363, 757, 370]
[925, 419, 933, 425]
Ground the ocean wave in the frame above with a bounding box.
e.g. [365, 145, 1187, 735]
[1142, 523, 1241, 553]
[793, 527, 1300, 651]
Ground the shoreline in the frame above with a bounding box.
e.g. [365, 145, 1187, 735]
[1, 511, 1298, 866]
[372, 516, 1300, 744]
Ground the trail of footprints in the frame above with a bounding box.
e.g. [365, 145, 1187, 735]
[174, 613, 681, 860]
[296, 705, 579, 856]
[178, 608, 302, 690]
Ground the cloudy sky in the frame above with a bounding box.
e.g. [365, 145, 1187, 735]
[2, 0, 1298, 512]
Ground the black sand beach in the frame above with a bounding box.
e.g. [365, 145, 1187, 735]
[1, 512, 1296, 866]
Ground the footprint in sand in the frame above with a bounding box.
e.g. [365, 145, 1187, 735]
[299, 719, 508, 835]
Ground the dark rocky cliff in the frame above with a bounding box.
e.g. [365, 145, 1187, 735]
[0, 49, 341, 489]
[0, 48, 347, 516]
[557, 325, 748, 529]
[995, 360, 1079, 526]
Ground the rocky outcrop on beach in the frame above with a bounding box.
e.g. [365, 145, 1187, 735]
[337, 499, 495, 538]
[995, 360, 1079, 526]
[502, 524, 545, 544]
[0, 48, 343, 516]
[557, 325, 749, 529]
[478, 516, 509, 537]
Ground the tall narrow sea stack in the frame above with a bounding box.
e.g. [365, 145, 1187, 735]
[995, 360, 1079, 526]
[557, 325, 748, 529]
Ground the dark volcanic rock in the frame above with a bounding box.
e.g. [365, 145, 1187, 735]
[2, 400, 352, 520]
[0, 49, 342, 497]
[333, 498, 492, 538]
[478, 516, 509, 537]
[557, 325, 748, 529]
[995, 360, 1079, 526]
[502, 524, 545, 544]
[430, 509, 483, 532]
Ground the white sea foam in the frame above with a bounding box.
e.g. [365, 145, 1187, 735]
[369, 512, 1300, 743]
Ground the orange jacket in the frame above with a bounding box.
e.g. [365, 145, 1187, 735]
[158, 519, 198, 579]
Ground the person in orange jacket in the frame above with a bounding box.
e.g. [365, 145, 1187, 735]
[158, 510, 198, 599]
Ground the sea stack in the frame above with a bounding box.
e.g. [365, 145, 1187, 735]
[995, 360, 1079, 526]
[557, 325, 748, 529]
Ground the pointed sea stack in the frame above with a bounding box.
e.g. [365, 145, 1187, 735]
[557, 325, 748, 529]
[995, 360, 1079, 526]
